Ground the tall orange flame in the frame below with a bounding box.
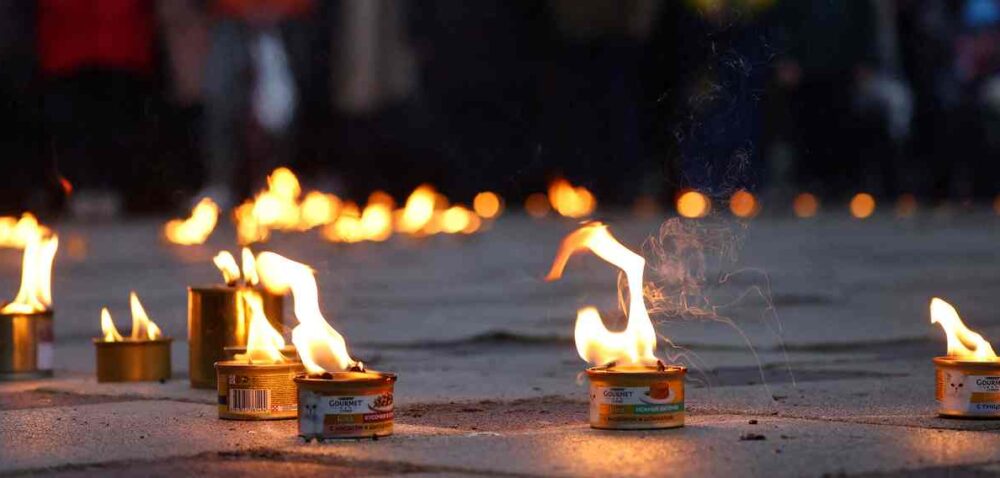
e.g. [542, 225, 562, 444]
[546, 223, 658, 367]
[256, 252, 357, 374]
[236, 291, 286, 363]
[2, 233, 58, 314]
[931, 298, 997, 361]
[213, 251, 240, 285]
[0, 213, 52, 249]
[101, 307, 123, 342]
[129, 292, 162, 340]
[164, 197, 219, 245]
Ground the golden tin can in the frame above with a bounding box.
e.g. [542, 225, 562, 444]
[188, 286, 283, 389]
[295, 371, 397, 440]
[94, 338, 172, 382]
[216, 360, 304, 420]
[0, 311, 54, 381]
[585, 364, 686, 430]
[934, 357, 1000, 418]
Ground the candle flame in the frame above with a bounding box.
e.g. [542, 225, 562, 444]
[241, 247, 259, 286]
[213, 251, 240, 286]
[546, 223, 658, 367]
[0, 213, 52, 249]
[256, 252, 357, 374]
[473, 191, 503, 219]
[163, 197, 219, 245]
[129, 292, 162, 340]
[236, 291, 286, 363]
[931, 297, 997, 361]
[397, 184, 437, 234]
[547, 178, 596, 218]
[2, 233, 58, 314]
[101, 307, 123, 342]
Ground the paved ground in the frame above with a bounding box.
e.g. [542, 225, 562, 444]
[3, 212, 1000, 476]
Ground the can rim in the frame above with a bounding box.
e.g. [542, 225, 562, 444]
[215, 360, 304, 370]
[0, 309, 54, 319]
[294, 370, 397, 385]
[92, 337, 174, 346]
[933, 356, 1000, 369]
[586, 364, 686, 378]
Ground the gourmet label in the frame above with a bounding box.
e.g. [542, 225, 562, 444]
[589, 379, 684, 429]
[936, 368, 1000, 416]
[217, 366, 299, 420]
[298, 389, 395, 439]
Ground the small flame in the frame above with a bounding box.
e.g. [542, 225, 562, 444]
[548, 179, 596, 218]
[164, 197, 219, 245]
[58, 176, 73, 196]
[546, 223, 658, 367]
[931, 297, 997, 361]
[896, 194, 917, 218]
[441, 205, 479, 234]
[473, 192, 503, 219]
[213, 251, 241, 285]
[0, 213, 52, 249]
[234, 200, 269, 245]
[241, 247, 259, 286]
[101, 307, 123, 342]
[2, 233, 58, 314]
[129, 292, 162, 340]
[236, 292, 286, 363]
[397, 184, 437, 234]
[256, 252, 357, 374]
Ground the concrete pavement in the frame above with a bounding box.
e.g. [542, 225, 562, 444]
[3, 213, 1000, 476]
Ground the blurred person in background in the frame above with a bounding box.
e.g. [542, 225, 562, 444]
[200, 0, 314, 208]
[38, 0, 156, 218]
[770, 0, 879, 199]
[896, 0, 962, 203]
[954, 0, 1000, 199]
[0, 1, 41, 215]
[540, 0, 661, 205]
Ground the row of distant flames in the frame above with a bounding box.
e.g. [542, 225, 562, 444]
[0, 207, 995, 378]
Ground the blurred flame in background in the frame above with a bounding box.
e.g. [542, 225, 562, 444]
[0, 213, 52, 249]
[895, 194, 917, 218]
[2, 233, 58, 314]
[164, 197, 220, 245]
[524, 193, 551, 218]
[931, 297, 997, 361]
[793, 193, 819, 218]
[850, 193, 876, 219]
[676, 190, 711, 218]
[473, 191, 502, 219]
[729, 190, 759, 218]
[547, 178, 596, 218]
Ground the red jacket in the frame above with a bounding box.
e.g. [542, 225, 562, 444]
[37, 0, 155, 77]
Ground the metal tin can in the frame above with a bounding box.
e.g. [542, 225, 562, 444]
[94, 338, 173, 382]
[216, 360, 304, 420]
[585, 365, 686, 430]
[0, 311, 54, 381]
[188, 286, 283, 389]
[934, 357, 1000, 418]
[295, 371, 397, 440]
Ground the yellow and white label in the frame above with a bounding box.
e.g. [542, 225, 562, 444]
[937, 369, 1000, 415]
[589, 383, 684, 429]
[298, 389, 394, 439]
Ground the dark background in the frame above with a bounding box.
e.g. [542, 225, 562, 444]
[1, 0, 997, 217]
